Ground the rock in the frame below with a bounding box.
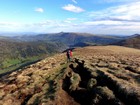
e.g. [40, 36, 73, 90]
[9, 72, 17, 76]
[94, 86, 115, 100]
[87, 78, 97, 90]
[91, 71, 98, 78]
[108, 63, 119, 70]
[69, 73, 81, 91]
[0, 90, 5, 99]
[2, 94, 21, 105]
[16, 75, 31, 83]
[3, 84, 17, 94]
[97, 61, 108, 67]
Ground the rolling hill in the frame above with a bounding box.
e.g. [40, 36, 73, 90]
[114, 34, 140, 49]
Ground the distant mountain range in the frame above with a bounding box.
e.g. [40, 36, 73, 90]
[9, 32, 124, 46]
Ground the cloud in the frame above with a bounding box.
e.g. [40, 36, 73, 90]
[63, 18, 77, 23]
[1, 1, 140, 35]
[72, 0, 77, 4]
[84, 20, 123, 26]
[35, 8, 44, 13]
[62, 4, 85, 13]
[89, 1, 140, 22]
[81, 1, 140, 35]
[67, 18, 77, 21]
[0, 18, 140, 35]
[0, 22, 28, 32]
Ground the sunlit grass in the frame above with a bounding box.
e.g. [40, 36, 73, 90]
[0, 56, 41, 74]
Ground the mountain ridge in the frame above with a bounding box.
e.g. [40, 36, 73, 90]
[114, 34, 140, 49]
[8, 32, 124, 46]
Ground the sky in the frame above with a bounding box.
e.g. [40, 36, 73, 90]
[0, 0, 140, 35]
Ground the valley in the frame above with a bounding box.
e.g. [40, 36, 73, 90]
[0, 38, 66, 74]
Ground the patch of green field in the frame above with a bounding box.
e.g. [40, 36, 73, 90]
[2, 59, 21, 68]
[0, 56, 42, 75]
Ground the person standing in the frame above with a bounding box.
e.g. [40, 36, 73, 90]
[70, 49, 72, 57]
[66, 50, 72, 62]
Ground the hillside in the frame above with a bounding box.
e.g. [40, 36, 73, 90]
[0, 46, 140, 105]
[114, 34, 140, 49]
[0, 39, 66, 72]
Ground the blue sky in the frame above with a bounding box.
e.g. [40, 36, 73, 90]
[0, 0, 140, 35]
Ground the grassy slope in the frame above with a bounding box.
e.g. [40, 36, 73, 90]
[0, 56, 41, 74]
[0, 39, 66, 74]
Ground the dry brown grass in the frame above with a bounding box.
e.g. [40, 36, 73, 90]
[0, 45, 140, 105]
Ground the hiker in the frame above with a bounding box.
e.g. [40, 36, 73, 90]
[66, 50, 72, 62]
